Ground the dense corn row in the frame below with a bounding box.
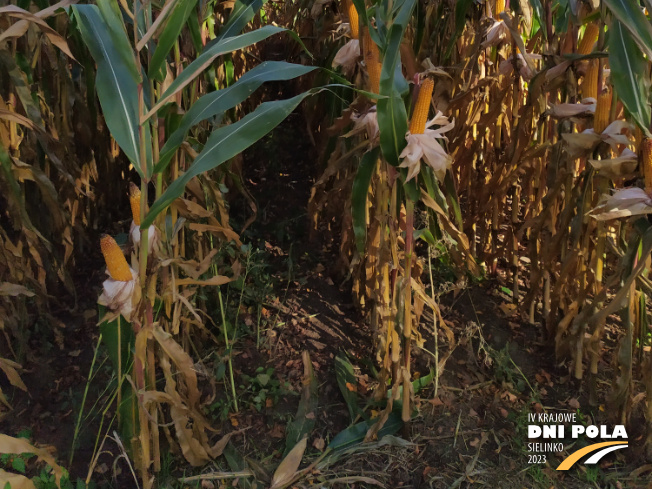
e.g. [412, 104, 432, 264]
[409, 78, 434, 135]
[100, 234, 132, 281]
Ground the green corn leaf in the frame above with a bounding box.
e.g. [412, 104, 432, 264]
[377, 0, 415, 167]
[609, 19, 652, 135]
[72, 3, 145, 176]
[149, 0, 198, 81]
[554, 0, 570, 33]
[284, 352, 318, 456]
[95, 0, 141, 81]
[351, 0, 368, 27]
[327, 412, 403, 452]
[98, 308, 137, 442]
[528, 0, 545, 38]
[144, 91, 314, 227]
[146, 25, 286, 118]
[186, 7, 202, 53]
[605, 0, 652, 61]
[210, 0, 266, 44]
[388, 369, 434, 400]
[155, 61, 316, 172]
[351, 148, 379, 254]
[334, 352, 364, 422]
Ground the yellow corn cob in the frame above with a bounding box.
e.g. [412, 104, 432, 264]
[409, 78, 434, 134]
[363, 27, 381, 94]
[582, 59, 598, 100]
[495, 0, 505, 16]
[641, 138, 652, 193]
[578, 23, 599, 55]
[129, 182, 141, 226]
[100, 234, 133, 281]
[635, 126, 644, 151]
[347, 0, 359, 40]
[593, 91, 612, 134]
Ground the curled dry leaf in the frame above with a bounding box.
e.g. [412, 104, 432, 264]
[400, 112, 455, 182]
[0, 282, 35, 297]
[588, 148, 638, 179]
[590, 187, 652, 220]
[0, 469, 36, 489]
[562, 120, 632, 157]
[269, 437, 307, 489]
[549, 97, 596, 118]
[0, 3, 76, 59]
[344, 106, 379, 144]
[0, 357, 27, 392]
[333, 39, 360, 75]
[0, 434, 63, 485]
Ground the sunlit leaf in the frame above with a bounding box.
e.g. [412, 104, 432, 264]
[609, 19, 652, 135]
[604, 0, 652, 61]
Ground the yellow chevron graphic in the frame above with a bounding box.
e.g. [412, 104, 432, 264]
[556, 441, 628, 470]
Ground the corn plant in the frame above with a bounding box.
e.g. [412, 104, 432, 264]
[0, 0, 105, 410]
[58, 0, 320, 485]
[309, 0, 652, 459]
[311, 0, 468, 438]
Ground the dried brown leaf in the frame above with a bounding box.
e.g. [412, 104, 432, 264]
[269, 437, 306, 489]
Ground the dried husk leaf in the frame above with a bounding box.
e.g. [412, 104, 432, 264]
[269, 437, 307, 489]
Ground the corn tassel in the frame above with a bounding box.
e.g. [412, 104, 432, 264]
[100, 234, 133, 281]
[582, 59, 598, 100]
[347, 0, 359, 40]
[363, 27, 381, 94]
[578, 23, 599, 55]
[641, 138, 652, 194]
[129, 182, 141, 226]
[593, 91, 611, 134]
[495, 0, 505, 16]
[409, 78, 434, 134]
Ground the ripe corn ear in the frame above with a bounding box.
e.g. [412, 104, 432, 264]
[347, 0, 359, 40]
[100, 234, 133, 282]
[409, 78, 434, 134]
[593, 91, 611, 134]
[635, 126, 644, 151]
[495, 0, 505, 16]
[582, 59, 598, 100]
[578, 23, 599, 55]
[129, 182, 141, 226]
[641, 138, 652, 193]
[363, 27, 381, 94]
